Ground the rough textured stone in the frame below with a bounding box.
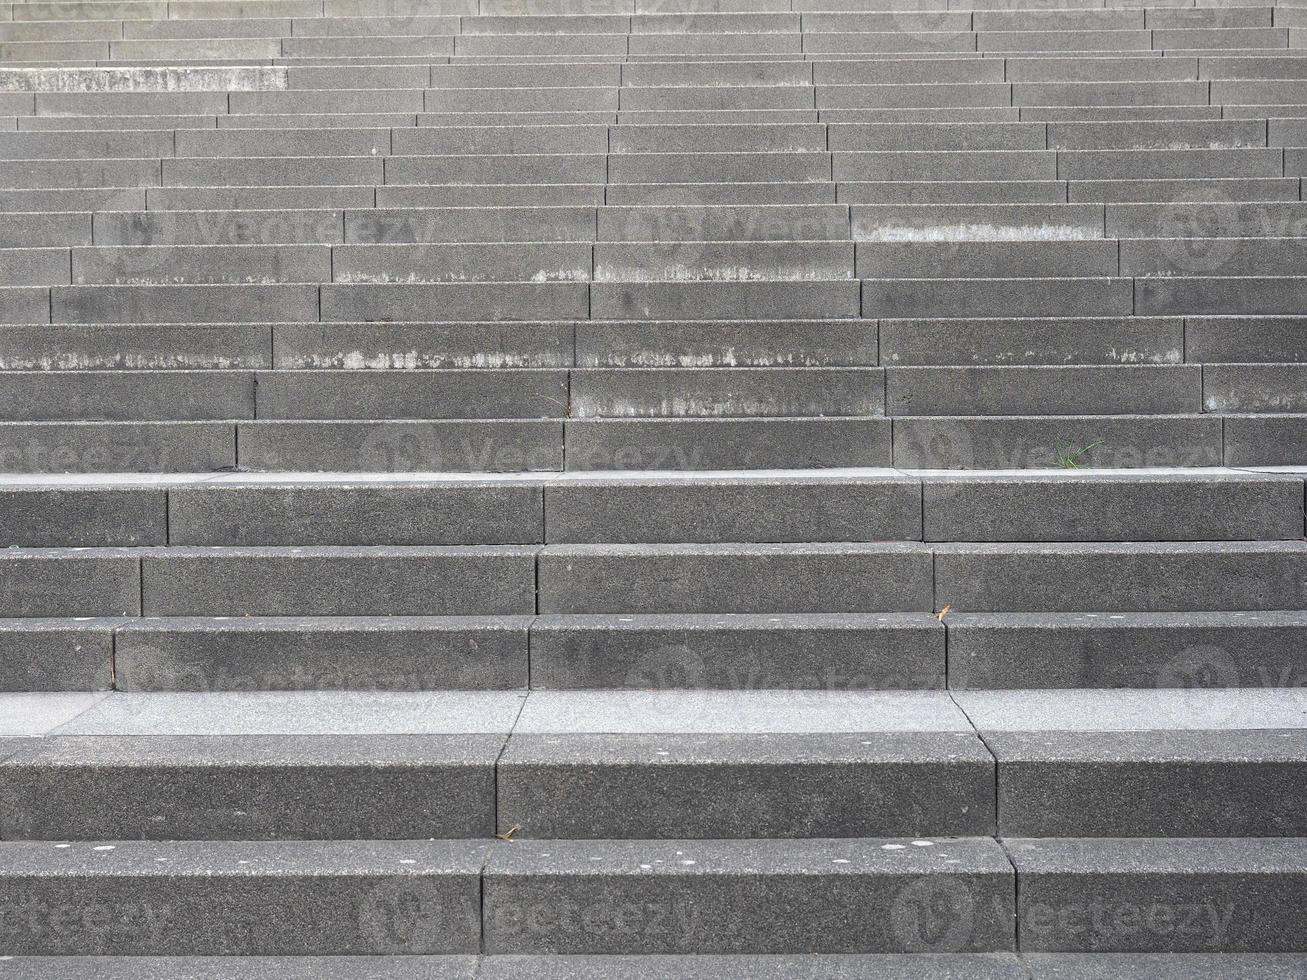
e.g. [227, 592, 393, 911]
[0, 734, 502, 840]
[484, 837, 1015, 954]
[0, 839, 487, 955]
[1008, 837, 1307, 952]
[497, 732, 993, 838]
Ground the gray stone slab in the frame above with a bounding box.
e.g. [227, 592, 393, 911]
[0, 691, 107, 735]
[170, 482, 543, 546]
[1225, 415, 1307, 467]
[829, 122, 1044, 153]
[879, 316, 1182, 366]
[834, 150, 1056, 182]
[591, 281, 860, 320]
[864, 278, 1133, 319]
[255, 369, 567, 420]
[483, 836, 1014, 953]
[73, 244, 331, 286]
[1014, 81, 1209, 107]
[922, 472, 1303, 541]
[529, 612, 944, 691]
[0, 286, 51, 324]
[0, 956, 479, 978]
[34, 92, 228, 115]
[0, 370, 254, 421]
[1068, 177, 1299, 204]
[1049, 120, 1266, 150]
[378, 184, 604, 208]
[851, 204, 1104, 243]
[0, 734, 502, 840]
[948, 610, 1307, 690]
[477, 953, 1029, 979]
[0, 213, 89, 248]
[513, 690, 971, 734]
[565, 417, 892, 471]
[320, 283, 588, 322]
[0, 549, 138, 617]
[545, 473, 919, 542]
[1058, 148, 1284, 180]
[387, 148, 607, 186]
[886, 365, 1199, 416]
[0, 421, 235, 474]
[1205, 364, 1307, 414]
[892, 415, 1222, 469]
[140, 546, 537, 617]
[538, 542, 933, 614]
[0, 158, 159, 191]
[0, 129, 171, 160]
[817, 83, 1012, 111]
[272, 322, 573, 370]
[1023, 952, 1307, 979]
[0, 485, 165, 545]
[0, 839, 487, 954]
[814, 57, 999, 85]
[990, 730, 1307, 836]
[1008, 837, 1307, 952]
[57, 691, 528, 736]
[115, 615, 529, 692]
[889, 228, 1111, 268]
[569, 367, 880, 418]
[596, 204, 849, 243]
[1123, 238, 1307, 279]
[0, 248, 70, 289]
[575, 318, 874, 367]
[607, 182, 833, 206]
[1137, 277, 1307, 317]
[93, 210, 345, 247]
[332, 243, 591, 284]
[497, 731, 993, 838]
[237, 420, 563, 473]
[608, 151, 829, 184]
[1105, 201, 1307, 239]
[953, 689, 1307, 732]
[934, 541, 1307, 613]
[345, 207, 594, 245]
[0, 618, 114, 691]
[52, 285, 320, 324]
[165, 156, 382, 188]
[149, 186, 374, 211]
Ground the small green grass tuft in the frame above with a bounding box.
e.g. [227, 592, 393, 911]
[1054, 439, 1104, 469]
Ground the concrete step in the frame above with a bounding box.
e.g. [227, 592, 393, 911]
[948, 610, 1307, 690]
[0, 834, 1016, 954]
[1, 954, 1306, 979]
[1008, 837, 1307, 952]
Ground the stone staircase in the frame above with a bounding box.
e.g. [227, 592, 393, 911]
[2, 0, 1307, 975]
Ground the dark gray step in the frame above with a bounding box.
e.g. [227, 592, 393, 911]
[920, 471, 1304, 542]
[496, 731, 993, 838]
[934, 541, 1307, 612]
[1008, 837, 1307, 952]
[483, 836, 1014, 954]
[537, 542, 933, 614]
[891, 415, 1223, 470]
[0, 734, 501, 839]
[990, 730, 1307, 837]
[529, 612, 943, 691]
[5, 954, 1307, 980]
[113, 614, 531, 691]
[0, 617, 116, 691]
[947, 610, 1307, 690]
[0, 838, 488, 955]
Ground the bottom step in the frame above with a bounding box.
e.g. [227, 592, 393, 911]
[1, 838, 1306, 955]
[0, 954, 1305, 978]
